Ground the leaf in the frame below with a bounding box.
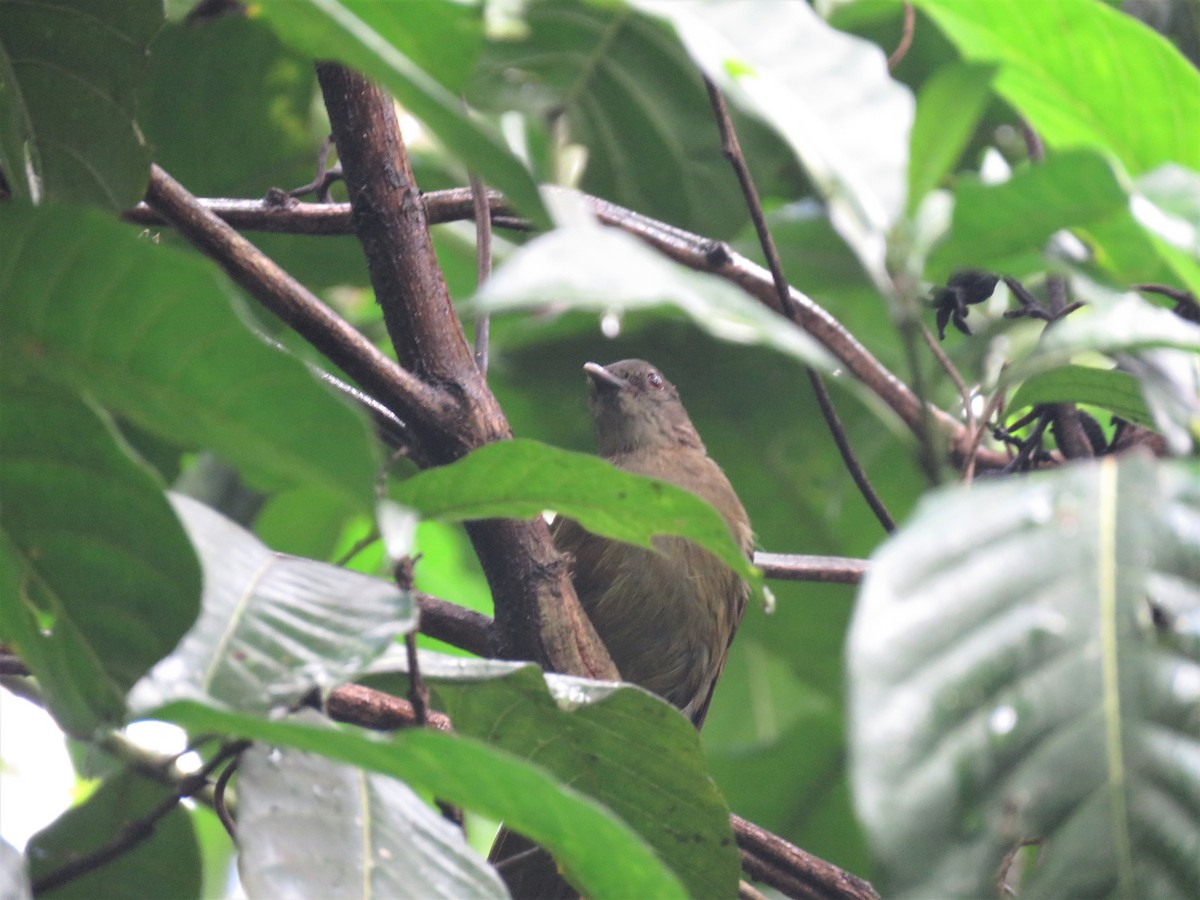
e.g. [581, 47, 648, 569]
[254, 0, 551, 229]
[848, 455, 1200, 897]
[474, 218, 836, 375]
[912, 0, 1200, 175]
[467, 0, 751, 237]
[907, 63, 996, 215]
[26, 768, 201, 900]
[635, 0, 915, 283]
[0, 383, 200, 735]
[389, 437, 759, 590]
[927, 149, 1131, 281]
[156, 701, 688, 899]
[395, 657, 742, 900]
[0, 205, 379, 508]
[237, 712, 507, 900]
[129, 494, 412, 715]
[1007, 292, 1200, 382]
[0, 0, 157, 207]
[1008, 365, 1154, 429]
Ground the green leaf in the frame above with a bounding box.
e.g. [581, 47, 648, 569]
[912, 0, 1200, 175]
[417, 660, 742, 899]
[130, 494, 412, 715]
[26, 768, 201, 900]
[468, 0, 751, 238]
[1008, 366, 1154, 428]
[0, 383, 200, 735]
[389, 438, 759, 590]
[254, 0, 551, 229]
[927, 148, 1130, 281]
[635, 0, 914, 282]
[474, 219, 836, 377]
[237, 712, 506, 899]
[907, 62, 996, 214]
[849, 455, 1200, 897]
[1007, 292, 1200, 382]
[156, 701, 688, 899]
[0, 0, 157, 207]
[0, 205, 379, 508]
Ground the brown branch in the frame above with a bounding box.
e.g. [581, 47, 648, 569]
[755, 553, 868, 584]
[313, 63, 616, 682]
[125, 191, 1010, 471]
[734, 814, 880, 900]
[326, 682, 453, 732]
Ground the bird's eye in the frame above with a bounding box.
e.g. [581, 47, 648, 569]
[647, 371, 664, 389]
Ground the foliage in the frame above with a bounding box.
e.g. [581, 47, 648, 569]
[1, 0, 1199, 897]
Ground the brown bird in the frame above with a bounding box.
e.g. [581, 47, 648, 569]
[491, 360, 753, 898]
[555, 359, 753, 727]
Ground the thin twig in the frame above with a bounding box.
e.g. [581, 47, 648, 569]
[702, 73, 895, 532]
[888, 2, 916, 70]
[213, 754, 240, 841]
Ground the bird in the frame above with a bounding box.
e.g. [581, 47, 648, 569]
[490, 359, 753, 898]
[554, 359, 754, 727]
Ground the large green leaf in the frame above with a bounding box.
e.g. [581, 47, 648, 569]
[0, 0, 157, 207]
[0, 205, 379, 508]
[848, 455, 1200, 897]
[237, 712, 506, 899]
[130, 495, 412, 715]
[636, 0, 914, 284]
[156, 701, 688, 899]
[254, 0, 551, 229]
[26, 768, 201, 900]
[926, 148, 1132, 281]
[371, 655, 741, 899]
[0, 383, 200, 735]
[468, 0, 750, 238]
[475, 218, 835, 374]
[913, 0, 1200, 175]
[389, 437, 759, 590]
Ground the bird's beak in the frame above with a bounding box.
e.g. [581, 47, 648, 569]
[583, 362, 627, 393]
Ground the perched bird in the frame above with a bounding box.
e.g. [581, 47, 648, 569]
[491, 360, 753, 898]
[555, 359, 754, 727]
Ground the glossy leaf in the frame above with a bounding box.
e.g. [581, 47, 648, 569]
[0, 383, 200, 735]
[389, 437, 759, 589]
[156, 701, 688, 899]
[637, 0, 914, 283]
[0, 0, 157, 207]
[0, 205, 379, 508]
[369, 653, 741, 898]
[238, 713, 506, 899]
[849, 455, 1200, 897]
[130, 494, 412, 714]
[475, 218, 835, 375]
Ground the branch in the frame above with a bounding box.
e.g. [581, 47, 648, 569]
[312, 63, 616, 682]
[128, 191, 1012, 472]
